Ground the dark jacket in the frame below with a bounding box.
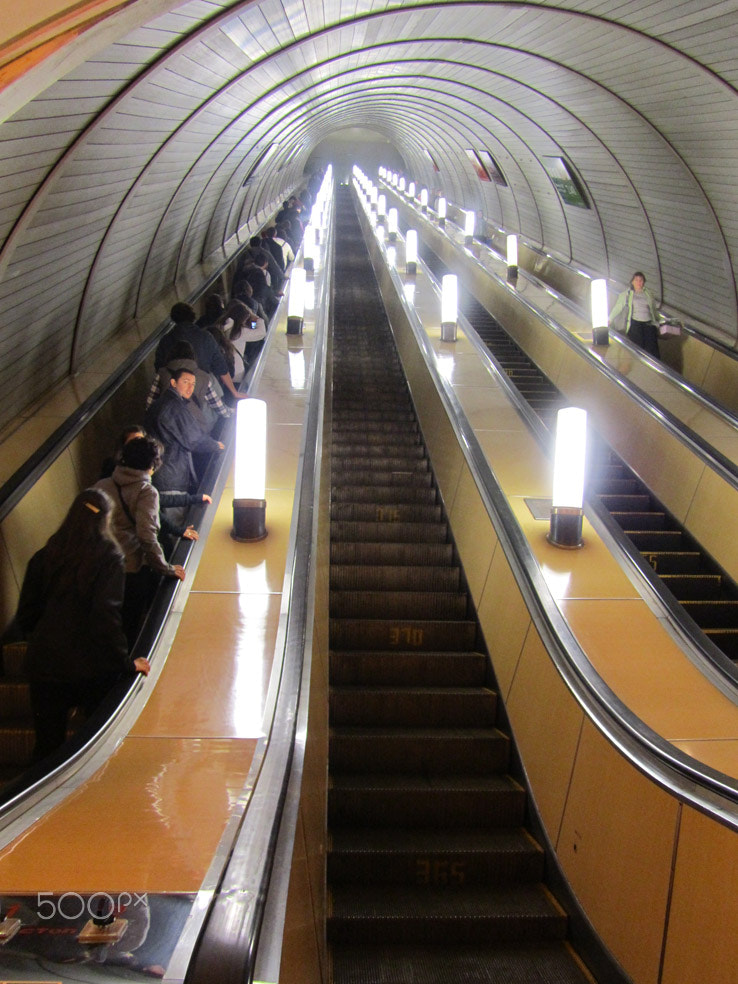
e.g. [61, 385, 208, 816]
[154, 321, 228, 377]
[17, 543, 131, 683]
[145, 388, 222, 492]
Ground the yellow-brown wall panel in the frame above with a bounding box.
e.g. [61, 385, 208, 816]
[662, 805, 738, 984]
[506, 627, 585, 842]
[557, 720, 679, 984]
[448, 465, 498, 606]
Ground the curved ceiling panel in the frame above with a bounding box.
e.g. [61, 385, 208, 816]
[1, 0, 738, 431]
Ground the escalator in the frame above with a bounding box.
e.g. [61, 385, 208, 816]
[419, 244, 738, 667]
[326, 189, 594, 983]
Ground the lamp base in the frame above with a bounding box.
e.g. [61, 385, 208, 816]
[406, 261, 417, 277]
[232, 498, 267, 541]
[507, 265, 518, 282]
[438, 218, 446, 228]
[548, 507, 583, 549]
[304, 257, 314, 280]
[286, 316, 304, 335]
[441, 321, 457, 342]
[465, 235, 474, 246]
[592, 326, 610, 346]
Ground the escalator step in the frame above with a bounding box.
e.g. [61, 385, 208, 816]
[598, 494, 651, 511]
[328, 827, 542, 884]
[0, 725, 34, 766]
[329, 650, 487, 687]
[613, 511, 666, 531]
[331, 565, 460, 592]
[329, 726, 509, 774]
[659, 574, 723, 600]
[329, 941, 594, 984]
[330, 590, 468, 620]
[327, 884, 567, 943]
[330, 618, 477, 652]
[681, 600, 738, 628]
[329, 686, 497, 727]
[329, 774, 525, 828]
[625, 530, 685, 551]
[330, 503, 441, 524]
[330, 542, 454, 566]
[0, 681, 31, 718]
[331, 484, 438, 505]
[703, 629, 738, 661]
[332, 457, 429, 473]
[331, 521, 448, 544]
[331, 470, 433, 488]
[640, 551, 703, 574]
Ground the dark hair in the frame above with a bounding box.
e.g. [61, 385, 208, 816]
[171, 302, 196, 324]
[250, 248, 269, 268]
[232, 278, 253, 300]
[167, 340, 196, 362]
[115, 424, 146, 453]
[263, 227, 276, 239]
[120, 435, 163, 472]
[631, 271, 646, 285]
[170, 366, 197, 383]
[207, 325, 236, 377]
[201, 293, 224, 325]
[215, 299, 251, 341]
[43, 488, 122, 592]
[249, 236, 262, 248]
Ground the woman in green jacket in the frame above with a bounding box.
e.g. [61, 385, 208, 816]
[608, 271, 661, 358]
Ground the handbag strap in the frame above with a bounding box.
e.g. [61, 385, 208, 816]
[113, 481, 137, 527]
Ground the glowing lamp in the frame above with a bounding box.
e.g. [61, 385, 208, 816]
[408, 181, 416, 199]
[506, 234, 518, 282]
[437, 197, 447, 228]
[549, 407, 587, 549]
[591, 279, 609, 346]
[464, 210, 475, 245]
[387, 245, 396, 268]
[287, 268, 306, 334]
[441, 274, 458, 342]
[399, 177, 406, 192]
[377, 194, 386, 220]
[388, 208, 398, 241]
[420, 188, 428, 212]
[405, 229, 418, 276]
[232, 399, 267, 542]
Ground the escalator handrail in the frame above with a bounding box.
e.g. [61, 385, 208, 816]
[359, 198, 738, 828]
[182, 193, 334, 984]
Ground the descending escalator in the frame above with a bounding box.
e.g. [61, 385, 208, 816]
[326, 189, 594, 983]
[419, 243, 738, 666]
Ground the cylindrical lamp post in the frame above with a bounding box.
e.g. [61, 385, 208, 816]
[548, 407, 587, 549]
[287, 268, 306, 334]
[399, 177, 406, 192]
[591, 279, 609, 345]
[405, 229, 418, 276]
[408, 181, 416, 199]
[440, 274, 458, 342]
[437, 197, 447, 228]
[232, 399, 267, 542]
[377, 194, 386, 222]
[420, 188, 428, 213]
[464, 210, 475, 246]
[388, 207, 398, 242]
[506, 234, 518, 281]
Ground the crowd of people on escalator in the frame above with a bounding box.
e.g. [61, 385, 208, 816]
[6, 181, 320, 764]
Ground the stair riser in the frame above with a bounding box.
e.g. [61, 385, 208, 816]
[330, 694, 497, 728]
[330, 620, 478, 652]
[330, 594, 468, 620]
[326, 913, 567, 944]
[327, 851, 544, 886]
[329, 652, 487, 687]
[329, 735, 508, 774]
[329, 790, 525, 828]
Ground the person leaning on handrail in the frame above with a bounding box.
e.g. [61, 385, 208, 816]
[608, 271, 662, 358]
[15, 488, 151, 761]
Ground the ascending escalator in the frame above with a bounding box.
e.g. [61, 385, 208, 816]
[419, 245, 738, 667]
[326, 190, 593, 983]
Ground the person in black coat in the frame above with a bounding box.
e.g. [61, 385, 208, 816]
[16, 488, 151, 761]
[145, 367, 224, 496]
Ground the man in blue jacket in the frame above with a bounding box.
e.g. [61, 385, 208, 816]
[145, 368, 224, 505]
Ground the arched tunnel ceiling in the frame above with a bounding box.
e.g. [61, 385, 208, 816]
[1, 0, 738, 431]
